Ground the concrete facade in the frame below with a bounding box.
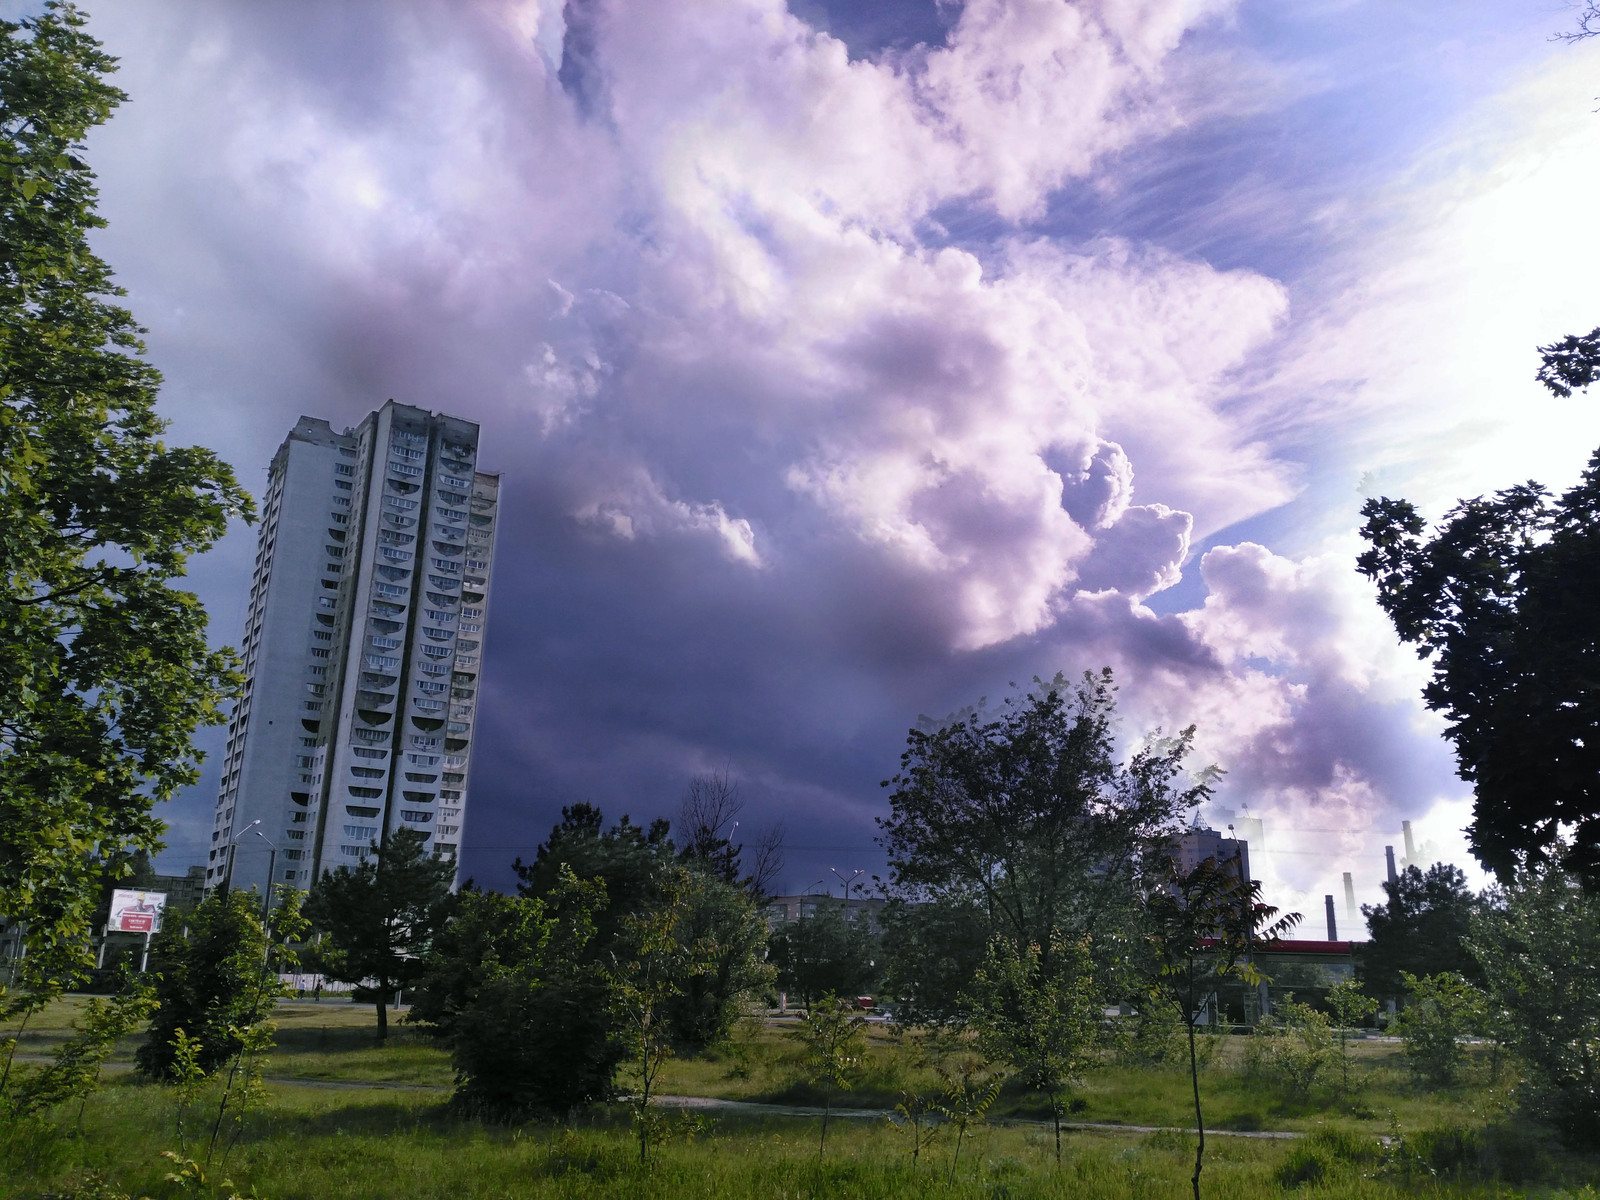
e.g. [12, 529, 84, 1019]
[209, 402, 498, 896]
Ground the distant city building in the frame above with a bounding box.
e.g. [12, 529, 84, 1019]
[208, 402, 498, 896]
[152, 865, 207, 911]
[762, 893, 886, 930]
[1167, 821, 1251, 885]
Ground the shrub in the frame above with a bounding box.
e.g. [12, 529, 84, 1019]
[1244, 996, 1335, 1099]
[1275, 1146, 1331, 1187]
[411, 876, 622, 1118]
[137, 891, 275, 1077]
[1393, 972, 1484, 1086]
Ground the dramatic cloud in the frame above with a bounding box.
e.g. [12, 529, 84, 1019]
[78, 0, 1600, 918]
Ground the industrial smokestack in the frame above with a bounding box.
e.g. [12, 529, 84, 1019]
[1385, 845, 1398, 885]
[1325, 894, 1338, 941]
[1402, 820, 1417, 865]
[1343, 872, 1357, 929]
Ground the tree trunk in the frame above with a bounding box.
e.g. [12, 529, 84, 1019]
[819, 1088, 831, 1157]
[1052, 1092, 1062, 1166]
[375, 994, 388, 1044]
[1188, 1019, 1205, 1200]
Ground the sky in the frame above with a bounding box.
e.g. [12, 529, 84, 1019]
[48, 0, 1600, 925]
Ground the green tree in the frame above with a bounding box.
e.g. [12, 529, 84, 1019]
[877, 892, 989, 1026]
[0, 3, 250, 975]
[1468, 860, 1600, 1144]
[966, 932, 1101, 1165]
[1358, 344, 1600, 886]
[934, 1054, 1004, 1184]
[1143, 858, 1301, 1200]
[1325, 978, 1375, 1097]
[409, 874, 619, 1118]
[878, 670, 1210, 1017]
[609, 865, 719, 1164]
[1245, 995, 1335, 1101]
[513, 802, 672, 947]
[789, 992, 868, 1157]
[136, 890, 277, 1077]
[1357, 862, 1484, 1001]
[658, 869, 770, 1053]
[304, 826, 455, 1043]
[768, 902, 880, 1011]
[1393, 971, 1484, 1087]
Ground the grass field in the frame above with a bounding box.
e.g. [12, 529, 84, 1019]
[2, 997, 1596, 1199]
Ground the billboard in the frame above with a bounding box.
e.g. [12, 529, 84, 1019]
[109, 888, 166, 934]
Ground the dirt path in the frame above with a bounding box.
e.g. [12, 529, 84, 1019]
[6, 1055, 1302, 1139]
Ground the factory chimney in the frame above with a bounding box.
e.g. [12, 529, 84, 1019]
[1343, 872, 1358, 930]
[1324, 894, 1338, 941]
[1402, 820, 1417, 867]
[1385, 845, 1398, 885]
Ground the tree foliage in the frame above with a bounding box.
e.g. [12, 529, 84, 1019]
[878, 670, 1209, 1013]
[966, 932, 1101, 1164]
[515, 802, 768, 1054]
[1357, 862, 1485, 999]
[304, 826, 455, 1043]
[789, 993, 868, 1157]
[1358, 440, 1600, 887]
[0, 2, 251, 970]
[1393, 971, 1484, 1088]
[768, 903, 880, 1011]
[137, 888, 302, 1078]
[1469, 860, 1600, 1145]
[410, 872, 620, 1118]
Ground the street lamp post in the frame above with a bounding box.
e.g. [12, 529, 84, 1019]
[250, 827, 278, 923]
[223, 819, 262, 893]
[829, 868, 866, 923]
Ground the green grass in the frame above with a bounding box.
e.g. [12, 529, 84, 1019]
[2, 999, 1596, 1198]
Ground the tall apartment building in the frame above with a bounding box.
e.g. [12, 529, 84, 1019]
[208, 401, 498, 896]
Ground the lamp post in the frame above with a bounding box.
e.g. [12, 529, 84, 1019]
[250, 826, 278, 922]
[830, 868, 866, 923]
[222, 819, 263, 893]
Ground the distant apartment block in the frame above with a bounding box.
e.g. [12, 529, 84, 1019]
[208, 401, 498, 896]
[1167, 822, 1252, 885]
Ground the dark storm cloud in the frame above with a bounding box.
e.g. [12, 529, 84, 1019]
[76, 0, 1600, 912]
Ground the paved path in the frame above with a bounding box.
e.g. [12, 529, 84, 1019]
[7, 1055, 1302, 1140]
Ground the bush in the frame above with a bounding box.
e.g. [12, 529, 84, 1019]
[411, 877, 622, 1118]
[1393, 971, 1483, 1086]
[137, 890, 275, 1077]
[1275, 1146, 1331, 1187]
[1306, 1124, 1382, 1165]
[1244, 996, 1335, 1099]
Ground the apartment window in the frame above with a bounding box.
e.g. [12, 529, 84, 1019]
[335, 463, 355, 477]
[352, 746, 387, 760]
[335, 480, 353, 491]
[351, 766, 386, 779]
[311, 648, 331, 659]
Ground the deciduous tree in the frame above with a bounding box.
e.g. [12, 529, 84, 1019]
[878, 670, 1210, 1011]
[1468, 860, 1600, 1144]
[1143, 858, 1300, 1200]
[0, 1, 250, 977]
[1358, 336, 1600, 886]
[966, 932, 1101, 1165]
